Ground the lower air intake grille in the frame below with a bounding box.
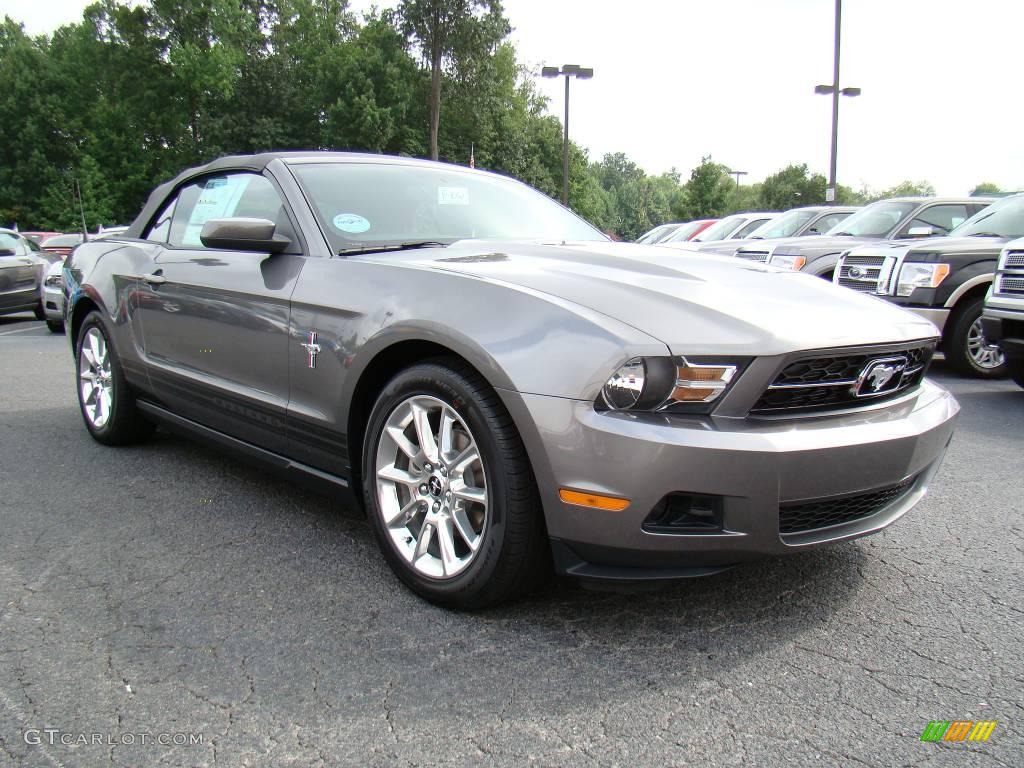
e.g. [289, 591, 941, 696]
[779, 475, 917, 534]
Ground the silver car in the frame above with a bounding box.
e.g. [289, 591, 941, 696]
[41, 258, 65, 332]
[65, 152, 959, 608]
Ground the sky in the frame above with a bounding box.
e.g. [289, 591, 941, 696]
[3, 0, 1022, 195]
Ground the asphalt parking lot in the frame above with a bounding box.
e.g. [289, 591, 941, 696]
[0, 311, 1021, 768]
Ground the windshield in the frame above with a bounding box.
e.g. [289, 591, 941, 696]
[749, 210, 816, 239]
[825, 201, 916, 238]
[661, 220, 704, 243]
[289, 161, 606, 250]
[42, 234, 83, 247]
[693, 215, 746, 242]
[949, 195, 1024, 239]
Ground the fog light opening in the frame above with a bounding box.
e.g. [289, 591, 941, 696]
[643, 493, 724, 534]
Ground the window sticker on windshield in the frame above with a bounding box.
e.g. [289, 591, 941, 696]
[333, 213, 371, 234]
[438, 187, 470, 206]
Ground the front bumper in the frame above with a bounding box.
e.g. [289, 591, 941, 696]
[906, 307, 949, 333]
[502, 380, 958, 579]
[982, 307, 1024, 362]
[42, 285, 64, 321]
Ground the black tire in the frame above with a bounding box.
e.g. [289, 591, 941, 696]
[1009, 358, 1024, 390]
[33, 302, 45, 321]
[75, 311, 155, 445]
[46, 319, 64, 334]
[944, 297, 1008, 379]
[362, 360, 549, 609]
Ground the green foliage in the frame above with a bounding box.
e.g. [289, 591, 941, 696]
[759, 164, 826, 210]
[0, 1, 905, 239]
[970, 182, 1002, 196]
[866, 180, 936, 202]
[683, 156, 732, 219]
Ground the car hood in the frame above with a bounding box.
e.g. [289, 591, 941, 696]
[770, 234, 879, 257]
[374, 240, 939, 356]
[848, 235, 1008, 258]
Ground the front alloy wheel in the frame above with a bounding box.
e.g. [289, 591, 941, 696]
[375, 395, 488, 579]
[79, 327, 114, 428]
[946, 297, 1007, 379]
[363, 360, 549, 609]
[74, 311, 154, 445]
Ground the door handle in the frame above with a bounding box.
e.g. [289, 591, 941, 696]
[142, 271, 166, 286]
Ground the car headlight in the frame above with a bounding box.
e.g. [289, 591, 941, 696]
[896, 262, 950, 297]
[44, 275, 63, 288]
[599, 357, 742, 413]
[769, 254, 806, 271]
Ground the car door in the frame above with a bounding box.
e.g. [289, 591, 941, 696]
[137, 171, 306, 453]
[0, 233, 41, 313]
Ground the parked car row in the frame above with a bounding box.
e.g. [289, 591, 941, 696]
[0, 226, 128, 330]
[645, 195, 1019, 380]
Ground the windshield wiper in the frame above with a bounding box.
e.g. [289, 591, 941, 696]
[832, 232, 856, 237]
[967, 232, 1003, 238]
[337, 241, 448, 256]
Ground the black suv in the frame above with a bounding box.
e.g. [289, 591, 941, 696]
[982, 238, 1024, 388]
[834, 194, 1024, 378]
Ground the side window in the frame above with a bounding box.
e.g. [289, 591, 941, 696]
[896, 204, 969, 238]
[734, 219, 767, 238]
[25, 237, 42, 252]
[814, 212, 851, 233]
[167, 173, 297, 250]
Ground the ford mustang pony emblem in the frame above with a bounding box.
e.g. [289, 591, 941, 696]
[854, 356, 908, 397]
[300, 331, 321, 369]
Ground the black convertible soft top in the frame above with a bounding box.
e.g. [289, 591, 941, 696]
[124, 151, 449, 239]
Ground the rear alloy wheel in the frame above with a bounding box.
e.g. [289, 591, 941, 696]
[945, 297, 1007, 379]
[363, 361, 548, 609]
[75, 312, 154, 445]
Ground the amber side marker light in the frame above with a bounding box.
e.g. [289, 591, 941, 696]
[559, 489, 630, 511]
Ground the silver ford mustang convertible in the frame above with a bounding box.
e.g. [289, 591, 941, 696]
[64, 152, 958, 608]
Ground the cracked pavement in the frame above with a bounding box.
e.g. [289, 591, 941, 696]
[0, 313, 1021, 767]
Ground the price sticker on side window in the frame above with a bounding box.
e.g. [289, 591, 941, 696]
[438, 187, 470, 206]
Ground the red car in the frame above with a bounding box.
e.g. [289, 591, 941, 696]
[659, 218, 718, 244]
[40, 233, 85, 261]
[21, 231, 62, 245]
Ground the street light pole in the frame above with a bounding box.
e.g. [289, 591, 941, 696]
[730, 170, 748, 188]
[542, 64, 593, 206]
[815, 0, 860, 203]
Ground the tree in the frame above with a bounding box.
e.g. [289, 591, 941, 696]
[684, 156, 731, 219]
[397, 0, 509, 160]
[759, 164, 826, 211]
[971, 182, 1003, 196]
[867, 180, 936, 201]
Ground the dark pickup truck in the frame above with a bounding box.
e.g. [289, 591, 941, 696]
[982, 237, 1024, 388]
[834, 194, 1024, 378]
[737, 197, 994, 279]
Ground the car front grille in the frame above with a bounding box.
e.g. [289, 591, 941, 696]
[750, 343, 935, 415]
[997, 275, 1024, 295]
[835, 254, 885, 291]
[1003, 251, 1024, 268]
[779, 475, 917, 534]
[735, 248, 770, 263]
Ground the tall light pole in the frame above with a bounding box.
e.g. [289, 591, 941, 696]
[541, 64, 593, 206]
[814, 0, 860, 202]
[729, 170, 748, 188]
